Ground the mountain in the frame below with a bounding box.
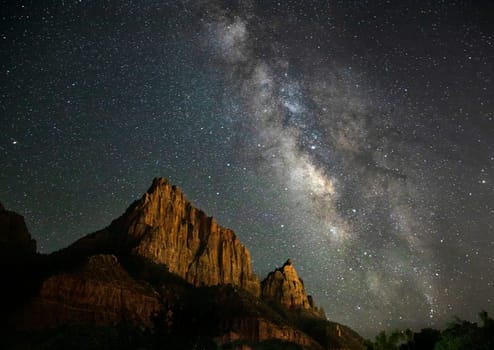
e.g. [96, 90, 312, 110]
[1, 178, 364, 350]
[67, 177, 260, 296]
[262, 259, 325, 318]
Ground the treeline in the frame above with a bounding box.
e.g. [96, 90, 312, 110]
[364, 311, 494, 350]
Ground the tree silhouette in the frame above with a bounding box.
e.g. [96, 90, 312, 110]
[364, 311, 494, 350]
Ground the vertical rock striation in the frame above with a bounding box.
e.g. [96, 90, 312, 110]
[261, 259, 325, 317]
[4, 179, 364, 349]
[108, 177, 260, 296]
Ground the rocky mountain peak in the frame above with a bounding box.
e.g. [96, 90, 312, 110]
[106, 177, 261, 296]
[261, 259, 325, 318]
[1, 181, 365, 349]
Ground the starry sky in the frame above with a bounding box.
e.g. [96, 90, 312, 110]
[1, 0, 494, 337]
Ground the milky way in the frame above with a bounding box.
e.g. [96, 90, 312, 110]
[1, 0, 493, 336]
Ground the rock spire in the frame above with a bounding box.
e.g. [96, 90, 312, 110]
[261, 259, 325, 317]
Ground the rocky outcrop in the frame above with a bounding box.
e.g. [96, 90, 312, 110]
[0, 202, 36, 258]
[15, 255, 161, 329]
[4, 178, 365, 349]
[219, 317, 323, 350]
[261, 259, 325, 317]
[104, 177, 260, 296]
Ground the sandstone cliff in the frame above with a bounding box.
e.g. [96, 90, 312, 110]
[15, 254, 161, 329]
[102, 177, 261, 296]
[261, 259, 325, 318]
[2, 179, 364, 350]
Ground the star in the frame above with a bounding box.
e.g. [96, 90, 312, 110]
[1, 0, 493, 338]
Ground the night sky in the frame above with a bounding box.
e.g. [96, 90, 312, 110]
[1, 0, 494, 337]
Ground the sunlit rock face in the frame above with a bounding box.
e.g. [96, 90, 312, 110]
[3, 179, 364, 350]
[261, 259, 325, 317]
[109, 177, 261, 296]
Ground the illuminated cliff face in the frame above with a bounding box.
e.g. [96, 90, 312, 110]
[2, 180, 364, 350]
[261, 259, 325, 318]
[262, 259, 311, 309]
[110, 177, 260, 296]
